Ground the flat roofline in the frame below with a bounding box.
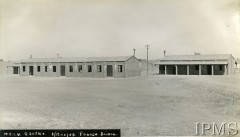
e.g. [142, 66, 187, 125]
[159, 59, 228, 62]
[156, 61, 228, 65]
[20, 61, 126, 63]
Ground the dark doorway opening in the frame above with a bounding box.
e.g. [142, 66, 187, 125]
[29, 66, 34, 75]
[166, 65, 176, 75]
[60, 65, 65, 76]
[207, 65, 211, 75]
[13, 67, 19, 74]
[107, 65, 113, 77]
[177, 65, 187, 75]
[159, 65, 165, 75]
[189, 65, 199, 75]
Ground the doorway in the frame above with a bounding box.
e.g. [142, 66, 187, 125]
[13, 67, 19, 74]
[159, 65, 165, 75]
[107, 65, 113, 77]
[60, 65, 65, 76]
[207, 65, 211, 75]
[29, 66, 34, 75]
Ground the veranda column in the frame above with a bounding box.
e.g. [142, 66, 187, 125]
[224, 65, 227, 75]
[103, 62, 106, 77]
[211, 65, 214, 75]
[84, 62, 86, 77]
[187, 65, 189, 75]
[93, 62, 95, 77]
[165, 65, 167, 75]
[175, 65, 178, 75]
[114, 61, 117, 77]
[199, 65, 201, 75]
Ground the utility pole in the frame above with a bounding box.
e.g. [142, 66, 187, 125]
[133, 49, 136, 57]
[145, 45, 150, 76]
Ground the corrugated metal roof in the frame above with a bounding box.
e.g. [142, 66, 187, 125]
[20, 56, 133, 63]
[150, 54, 233, 65]
[157, 61, 228, 65]
[160, 54, 231, 61]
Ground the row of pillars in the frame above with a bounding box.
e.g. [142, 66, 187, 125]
[163, 65, 225, 75]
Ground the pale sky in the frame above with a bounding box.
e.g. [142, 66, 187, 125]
[0, 0, 239, 61]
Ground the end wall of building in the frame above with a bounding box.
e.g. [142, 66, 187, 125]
[140, 60, 158, 76]
[228, 55, 236, 75]
[0, 61, 18, 75]
[125, 57, 141, 77]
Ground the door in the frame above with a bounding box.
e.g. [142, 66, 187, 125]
[107, 65, 113, 77]
[13, 67, 19, 74]
[159, 65, 165, 74]
[60, 65, 65, 76]
[29, 66, 34, 75]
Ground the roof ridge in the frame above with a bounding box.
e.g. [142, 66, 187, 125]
[20, 56, 134, 63]
[24, 56, 132, 59]
[165, 54, 232, 56]
[160, 54, 232, 61]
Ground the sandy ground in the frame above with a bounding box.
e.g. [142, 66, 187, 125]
[0, 75, 240, 136]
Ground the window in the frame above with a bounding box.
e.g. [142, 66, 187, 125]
[195, 65, 199, 70]
[53, 66, 56, 72]
[22, 66, 26, 72]
[97, 65, 102, 72]
[69, 65, 73, 72]
[45, 66, 48, 72]
[118, 65, 123, 72]
[78, 65, 82, 72]
[219, 65, 223, 71]
[37, 66, 40, 72]
[88, 65, 92, 72]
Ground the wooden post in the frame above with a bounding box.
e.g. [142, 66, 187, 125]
[175, 65, 178, 75]
[165, 65, 167, 75]
[93, 62, 95, 78]
[187, 65, 189, 75]
[224, 65, 227, 75]
[114, 61, 117, 78]
[211, 65, 214, 75]
[199, 65, 201, 75]
[103, 62, 105, 78]
[84, 62, 86, 77]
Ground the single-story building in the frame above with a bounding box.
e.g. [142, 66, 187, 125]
[0, 61, 20, 75]
[153, 54, 237, 75]
[19, 56, 141, 78]
[235, 58, 240, 75]
[236, 58, 240, 68]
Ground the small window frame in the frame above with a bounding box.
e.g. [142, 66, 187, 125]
[22, 66, 26, 72]
[53, 66, 56, 72]
[45, 66, 48, 72]
[97, 65, 102, 72]
[88, 65, 92, 72]
[118, 65, 123, 72]
[37, 66, 41, 72]
[69, 65, 73, 72]
[78, 65, 83, 72]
